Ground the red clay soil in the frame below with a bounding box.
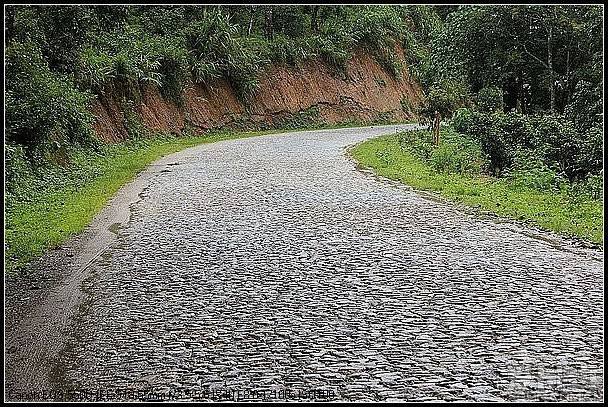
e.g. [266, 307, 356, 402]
[91, 47, 423, 142]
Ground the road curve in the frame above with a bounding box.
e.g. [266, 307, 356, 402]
[5, 125, 603, 402]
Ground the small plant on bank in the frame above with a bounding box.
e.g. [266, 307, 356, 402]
[505, 150, 568, 193]
[475, 86, 504, 113]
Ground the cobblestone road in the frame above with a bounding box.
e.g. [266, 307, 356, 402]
[51, 126, 603, 401]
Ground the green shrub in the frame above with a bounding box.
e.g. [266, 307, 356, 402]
[506, 150, 568, 192]
[565, 80, 602, 133]
[355, 6, 406, 53]
[454, 110, 601, 182]
[397, 129, 487, 175]
[183, 11, 239, 60]
[225, 39, 269, 101]
[153, 37, 190, 104]
[418, 79, 471, 125]
[5, 142, 35, 199]
[133, 53, 162, 86]
[267, 34, 317, 66]
[112, 52, 138, 83]
[479, 127, 512, 176]
[6, 41, 95, 157]
[353, 8, 406, 78]
[476, 86, 503, 113]
[191, 60, 221, 83]
[75, 47, 116, 94]
[419, 86, 452, 125]
[269, 6, 311, 38]
[493, 112, 535, 150]
[429, 133, 487, 175]
[7, 6, 96, 73]
[453, 111, 511, 175]
[429, 143, 462, 174]
[571, 173, 603, 200]
[570, 125, 603, 180]
[528, 115, 581, 180]
[122, 99, 148, 140]
[397, 130, 434, 160]
[318, 40, 351, 74]
[315, 22, 357, 73]
[184, 12, 269, 102]
[451, 107, 473, 133]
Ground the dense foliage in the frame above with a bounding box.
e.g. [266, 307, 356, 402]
[421, 5, 603, 112]
[413, 5, 603, 200]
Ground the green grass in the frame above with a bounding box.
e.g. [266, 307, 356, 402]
[350, 133, 604, 245]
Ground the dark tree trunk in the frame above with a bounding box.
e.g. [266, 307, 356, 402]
[547, 20, 556, 113]
[516, 71, 524, 113]
[248, 6, 255, 36]
[433, 111, 441, 145]
[565, 42, 572, 108]
[264, 7, 273, 39]
[311, 6, 320, 32]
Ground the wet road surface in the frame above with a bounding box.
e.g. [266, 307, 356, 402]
[6, 125, 604, 401]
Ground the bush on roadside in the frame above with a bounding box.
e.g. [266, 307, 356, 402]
[527, 115, 583, 181]
[397, 130, 434, 160]
[153, 37, 190, 105]
[452, 109, 601, 182]
[397, 130, 487, 175]
[418, 79, 471, 126]
[475, 86, 503, 113]
[570, 173, 604, 201]
[453, 111, 512, 175]
[429, 141, 486, 175]
[506, 150, 568, 193]
[564, 80, 602, 133]
[451, 107, 473, 133]
[6, 41, 96, 160]
[5, 142, 35, 199]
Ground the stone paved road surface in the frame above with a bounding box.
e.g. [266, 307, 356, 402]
[27, 126, 604, 401]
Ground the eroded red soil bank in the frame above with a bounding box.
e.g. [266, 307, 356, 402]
[91, 47, 423, 142]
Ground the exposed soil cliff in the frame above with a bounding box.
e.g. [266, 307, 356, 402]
[91, 47, 423, 142]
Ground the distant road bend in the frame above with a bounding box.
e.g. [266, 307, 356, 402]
[5, 125, 603, 402]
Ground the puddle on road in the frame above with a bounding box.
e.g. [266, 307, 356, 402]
[48, 254, 106, 400]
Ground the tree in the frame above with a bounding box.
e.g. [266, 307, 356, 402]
[309, 5, 320, 32]
[434, 5, 602, 114]
[264, 6, 274, 39]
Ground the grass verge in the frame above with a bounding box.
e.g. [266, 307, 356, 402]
[349, 131, 603, 245]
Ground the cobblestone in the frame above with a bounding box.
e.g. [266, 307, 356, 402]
[52, 126, 602, 401]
